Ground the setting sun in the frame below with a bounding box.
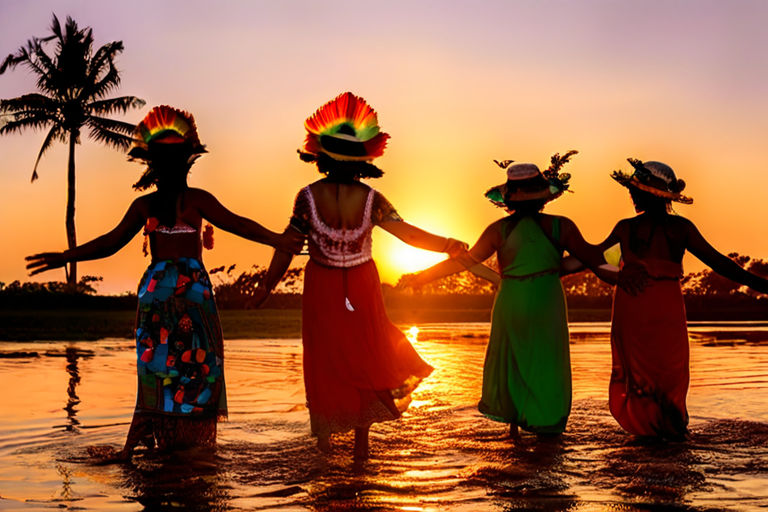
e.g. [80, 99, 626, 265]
[387, 245, 446, 276]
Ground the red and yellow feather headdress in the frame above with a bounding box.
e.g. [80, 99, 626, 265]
[302, 92, 390, 161]
[128, 105, 206, 160]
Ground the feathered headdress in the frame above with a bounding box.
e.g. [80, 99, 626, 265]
[611, 158, 692, 204]
[485, 151, 577, 208]
[302, 92, 390, 162]
[128, 105, 207, 161]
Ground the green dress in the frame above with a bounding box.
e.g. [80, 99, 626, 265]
[478, 215, 571, 433]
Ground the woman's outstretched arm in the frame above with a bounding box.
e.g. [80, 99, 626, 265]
[190, 188, 303, 254]
[379, 219, 468, 256]
[557, 217, 626, 287]
[249, 248, 295, 308]
[684, 218, 768, 294]
[403, 220, 501, 288]
[559, 221, 623, 279]
[26, 198, 147, 275]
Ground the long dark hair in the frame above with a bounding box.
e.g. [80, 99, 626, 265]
[504, 198, 548, 216]
[133, 146, 197, 227]
[298, 151, 384, 180]
[630, 187, 673, 214]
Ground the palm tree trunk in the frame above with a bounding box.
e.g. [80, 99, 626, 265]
[65, 132, 77, 289]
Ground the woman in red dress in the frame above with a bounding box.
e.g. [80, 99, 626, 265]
[252, 92, 466, 462]
[596, 159, 768, 439]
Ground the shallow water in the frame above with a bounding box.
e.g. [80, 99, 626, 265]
[1, 322, 767, 511]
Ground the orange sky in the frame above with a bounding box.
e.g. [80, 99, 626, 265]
[2, 1, 768, 294]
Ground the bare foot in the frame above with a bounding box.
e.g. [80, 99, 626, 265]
[354, 427, 370, 461]
[317, 435, 331, 454]
[87, 445, 132, 465]
[535, 432, 562, 443]
[509, 423, 521, 442]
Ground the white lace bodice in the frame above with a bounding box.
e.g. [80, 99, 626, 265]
[302, 185, 375, 268]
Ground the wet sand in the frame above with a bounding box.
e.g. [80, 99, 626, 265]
[0, 323, 767, 511]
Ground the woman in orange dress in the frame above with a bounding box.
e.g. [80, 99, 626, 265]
[251, 92, 467, 462]
[26, 106, 303, 459]
[596, 159, 768, 439]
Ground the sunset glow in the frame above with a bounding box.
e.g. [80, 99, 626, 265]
[388, 245, 447, 277]
[2, 2, 768, 293]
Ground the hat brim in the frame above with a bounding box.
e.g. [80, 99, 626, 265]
[304, 132, 388, 162]
[611, 173, 693, 204]
[128, 141, 207, 161]
[314, 149, 375, 162]
[485, 183, 563, 208]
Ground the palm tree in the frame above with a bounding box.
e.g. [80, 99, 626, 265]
[0, 15, 145, 287]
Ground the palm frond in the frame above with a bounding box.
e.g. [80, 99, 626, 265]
[86, 124, 133, 150]
[88, 96, 145, 116]
[0, 50, 27, 74]
[50, 15, 64, 40]
[0, 115, 55, 135]
[86, 41, 123, 83]
[88, 63, 121, 100]
[0, 93, 59, 114]
[0, 37, 37, 74]
[31, 125, 65, 181]
[86, 115, 136, 135]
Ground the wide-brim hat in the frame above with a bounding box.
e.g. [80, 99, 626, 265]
[485, 151, 576, 208]
[611, 159, 692, 204]
[302, 92, 390, 162]
[128, 105, 207, 161]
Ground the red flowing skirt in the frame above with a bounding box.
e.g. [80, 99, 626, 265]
[302, 259, 433, 438]
[609, 278, 690, 438]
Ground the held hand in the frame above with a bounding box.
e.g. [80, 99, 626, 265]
[25, 252, 68, 276]
[444, 238, 469, 258]
[245, 285, 271, 309]
[275, 227, 305, 255]
[617, 262, 650, 296]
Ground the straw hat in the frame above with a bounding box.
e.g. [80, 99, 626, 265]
[611, 159, 692, 204]
[485, 151, 576, 208]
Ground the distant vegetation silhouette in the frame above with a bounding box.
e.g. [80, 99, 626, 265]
[0, 14, 145, 288]
[2, 253, 767, 315]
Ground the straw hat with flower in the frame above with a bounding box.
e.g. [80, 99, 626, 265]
[485, 150, 577, 208]
[611, 158, 692, 204]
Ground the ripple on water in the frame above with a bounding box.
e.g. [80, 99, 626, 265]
[0, 325, 767, 511]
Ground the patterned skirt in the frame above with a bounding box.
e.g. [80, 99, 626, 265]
[132, 258, 226, 449]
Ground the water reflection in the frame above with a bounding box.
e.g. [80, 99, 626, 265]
[63, 347, 82, 432]
[0, 327, 767, 510]
[118, 451, 232, 511]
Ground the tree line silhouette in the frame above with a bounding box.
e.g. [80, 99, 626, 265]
[3, 252, 766, 314]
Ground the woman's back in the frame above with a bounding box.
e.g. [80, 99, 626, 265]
[617, 214, 688, 280]
[307, 180, 371, 229]
[498, 215, 562, 277]
[145, 189, 203, 261]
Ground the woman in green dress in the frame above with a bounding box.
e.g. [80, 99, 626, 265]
[407, 154, 610, 437]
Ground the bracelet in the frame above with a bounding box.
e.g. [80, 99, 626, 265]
[441, 238, 451, 252]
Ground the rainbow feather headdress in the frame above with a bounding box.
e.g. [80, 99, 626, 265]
[128, 105, 206, 160]
[303, 92, 390, 162]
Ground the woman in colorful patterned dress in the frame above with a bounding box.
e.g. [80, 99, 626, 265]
[594, 159, 768, 439]
[26, 106, 303, 459]
[406, 155, 611, 439]
[251, 92, 467, 462]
